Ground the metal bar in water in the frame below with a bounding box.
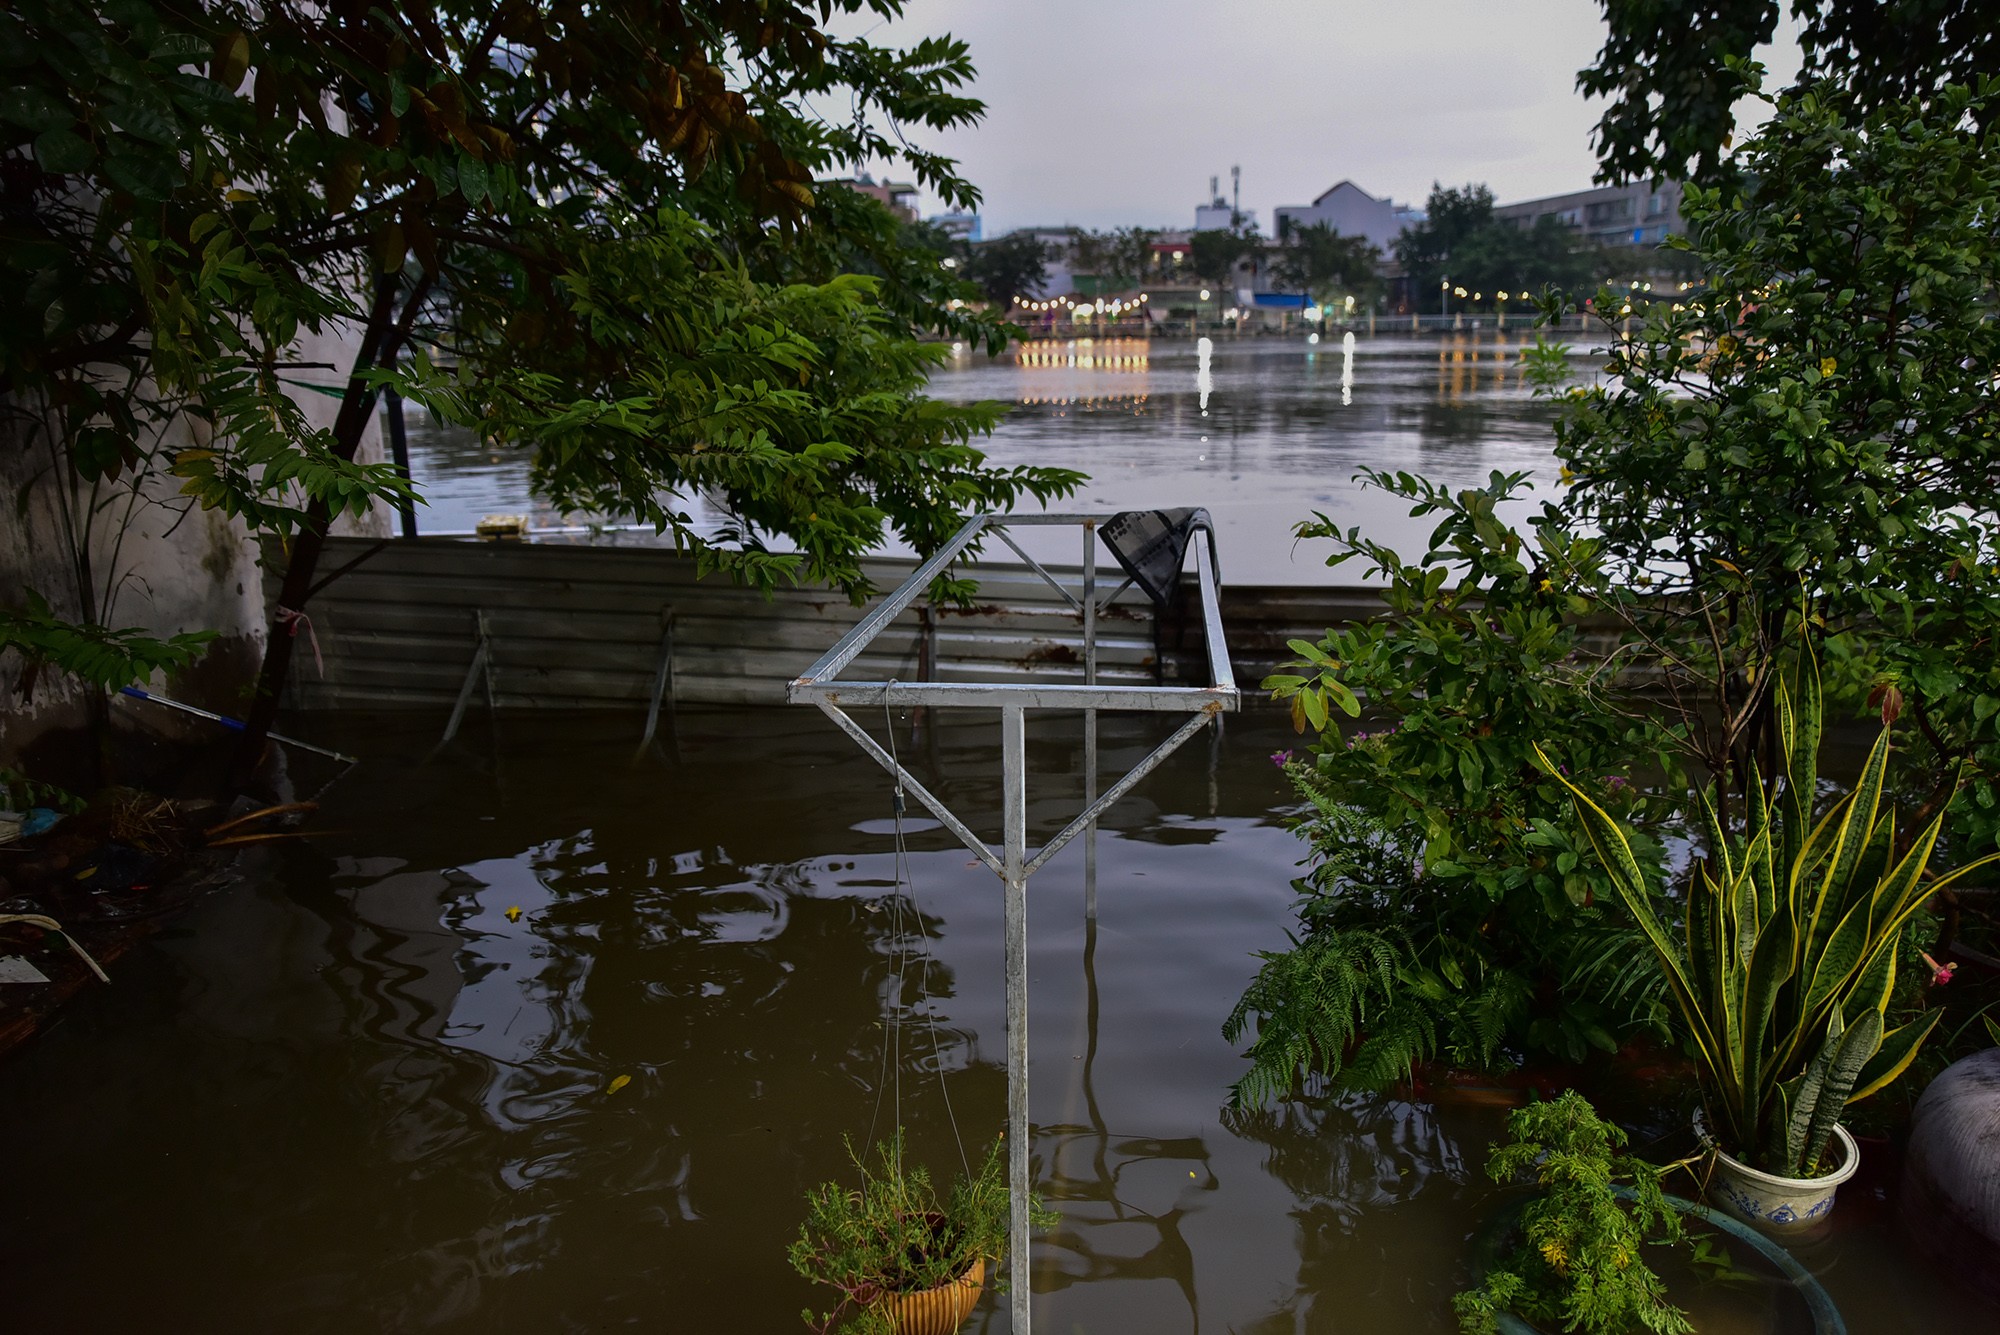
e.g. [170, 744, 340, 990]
[1095, 574, 1136, 616]
[1083, 523, 1098, 921]
[1001, 704, 1032, 1335]
[1194, 533, 1236, 692]
[991, 526, 1083, 613]
[478, 609, 499, 721]
[794, 514, 988, 686]
[795, 682, 1232, 712]
[441, 616, 490, 743]
[1022, 706, 1220, 878]
[639, 607, 675, 748]
[813, 702, 1006, 879]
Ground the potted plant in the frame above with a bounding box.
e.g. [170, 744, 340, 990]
[790, 1132, 1054, 1335]
[1541, 655, 2000, 1232]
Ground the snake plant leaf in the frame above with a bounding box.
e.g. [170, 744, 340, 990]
[1802, 727, 1891, 966]
[1745, 779, 1776, 924]
[1847, 811, 1896, 927]
[1873, 840, 2000, 953]
[1699, 787, 1734, 890]
[1849, 1011, 1941, 1105]
[1535, 744, 1718, 1069]
[1776, 658, 1821, 875]
[1802, 1006, 1883, 1174]
[1737, 887, 1798, 1130]
[1802, 894, 1874, 1020]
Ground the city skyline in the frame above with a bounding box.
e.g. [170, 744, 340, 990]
[827, 0, 1805, 234]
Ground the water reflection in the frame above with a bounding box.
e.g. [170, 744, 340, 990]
[0, 710, 1977, 1332]
[396, 332, 1601, 579]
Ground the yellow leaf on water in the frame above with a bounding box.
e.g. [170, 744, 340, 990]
[505, 905, 522, 922]
[607, 1074, 632, 1095]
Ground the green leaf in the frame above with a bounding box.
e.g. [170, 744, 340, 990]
[458, 155, 488, 205]
[32, 126, 92, 173]
[0, 87, 70, 132]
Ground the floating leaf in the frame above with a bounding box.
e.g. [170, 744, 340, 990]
[607, 1074, 632, 1095]
[504, 904, 522, 922]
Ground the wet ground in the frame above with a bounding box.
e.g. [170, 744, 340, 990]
[0, 709, 1987, 1332]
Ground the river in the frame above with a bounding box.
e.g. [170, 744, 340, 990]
[0, 333, 1983, 1331]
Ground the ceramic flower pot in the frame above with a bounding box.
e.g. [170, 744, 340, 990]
[1704, 1124, 1859, 1232]
[874, 1257, 984, 1335]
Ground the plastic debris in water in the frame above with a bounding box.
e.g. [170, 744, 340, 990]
[505, 906, 523, 922]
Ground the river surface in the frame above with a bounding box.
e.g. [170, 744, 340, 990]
[400, 331, 1578, 582]
[0, 709, 1986, 1332]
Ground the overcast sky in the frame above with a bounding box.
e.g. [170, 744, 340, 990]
[829, 0, 1804, 234]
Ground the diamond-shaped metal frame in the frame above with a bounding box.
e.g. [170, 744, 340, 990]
[789, 511, 1235, 1335]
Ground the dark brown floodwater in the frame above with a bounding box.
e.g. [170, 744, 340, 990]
[0, 708, 1988, 1332]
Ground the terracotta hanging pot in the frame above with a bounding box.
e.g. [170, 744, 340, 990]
[872, 1257, 985, 1335]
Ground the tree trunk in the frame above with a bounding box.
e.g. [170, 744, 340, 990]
[232, 276, 403, 784]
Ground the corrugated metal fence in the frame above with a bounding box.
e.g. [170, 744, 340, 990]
[277, 536, 1185, 712]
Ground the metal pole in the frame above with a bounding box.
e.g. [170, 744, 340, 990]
[1082, 524, 1098, 923]
[1001, 704, 1031, 1335]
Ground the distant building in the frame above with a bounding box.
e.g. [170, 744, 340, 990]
[1194, 170, 1254, 234]
[1271, 180, 1417, 256]
[931, 211, 982, 242]
[999, 226, 1085, 297]
[827, 173, 919, 222]
[1493, 181, 1685, 248]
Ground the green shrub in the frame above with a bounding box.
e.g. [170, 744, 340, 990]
[1455, 1092, 1690, 1335]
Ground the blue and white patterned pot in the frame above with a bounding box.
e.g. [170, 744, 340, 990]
[1704, 1123, 1859, 1233]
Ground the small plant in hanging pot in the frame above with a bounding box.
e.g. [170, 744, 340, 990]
[790, 1132, 1055, 1335]
[1542, 651, 2000, 1234]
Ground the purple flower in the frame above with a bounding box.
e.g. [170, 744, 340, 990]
[1269, 750, 1294, 767]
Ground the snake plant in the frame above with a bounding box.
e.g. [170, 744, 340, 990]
[1541, 658, 2000, 1178]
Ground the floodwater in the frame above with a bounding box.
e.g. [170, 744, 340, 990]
[0, 709, 1987, 1332]
[401, 331, 1579, 582]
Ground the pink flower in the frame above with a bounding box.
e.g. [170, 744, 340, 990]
[1921, 951, 1956, 987]
[1270, 750, 1294, 767]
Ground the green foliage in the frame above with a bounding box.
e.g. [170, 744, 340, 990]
[789, 1133, 1053, 1335]
[1547, 653, 2000, 1176]
[1539, 79, 2000, 850]
[0, 767, 84, 814]
[960, 232, 1049, 307]
[1394, 184, 1595, 313]
[0, 590, 215, 691]
[393, 213, 1080, 599]
[1581, 1, 1997, 184]
[1188, 227, 1256, 290]
[1454, 1091, 1691, 1335]
[1070, 226, 1165, 295]
[5, 0, 1081, 749]
[1225, 471, 1677, 1102]
[1269, 220, 1381, 307]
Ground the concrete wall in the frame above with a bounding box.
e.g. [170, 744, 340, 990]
[0, 322, 388, 773]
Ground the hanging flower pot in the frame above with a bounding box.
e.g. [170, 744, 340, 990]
[790, 1134, 1054, 1335]
[874, 1255, 985, 1335]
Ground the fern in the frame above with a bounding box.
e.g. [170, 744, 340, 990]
[1225, 925, 1421, 1105]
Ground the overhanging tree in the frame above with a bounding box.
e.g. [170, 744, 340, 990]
[2, 0, 1081, 776]
[1582, 0, 1999, 184]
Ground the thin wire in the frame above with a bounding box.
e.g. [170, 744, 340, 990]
[882, 693, 972, 1179]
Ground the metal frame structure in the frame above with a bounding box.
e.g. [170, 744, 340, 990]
[789, 512, 1236, 1334]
